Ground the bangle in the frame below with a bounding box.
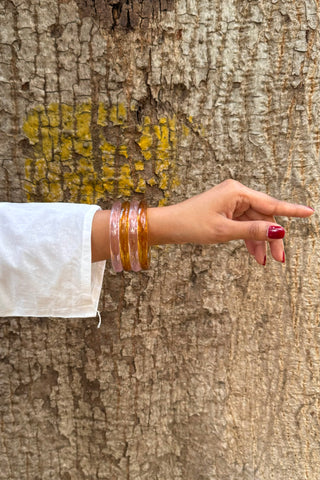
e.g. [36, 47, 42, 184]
[119, 201, 131, 271]
[128, 200, 142, 272]
[109, 201, 123, 272]
[110, 199, 150, 273]
[137, 201, 150, 270]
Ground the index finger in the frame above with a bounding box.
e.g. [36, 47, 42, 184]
[242, 185, 314, 218]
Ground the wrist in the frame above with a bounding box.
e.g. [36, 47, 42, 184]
[148, 205, 186, 246]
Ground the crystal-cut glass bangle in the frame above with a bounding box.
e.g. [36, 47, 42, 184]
[128, 200, 142, 272]
[119, 201, 131, 271]
[109, 201, 123, 273]
[137, 201, 150, 270]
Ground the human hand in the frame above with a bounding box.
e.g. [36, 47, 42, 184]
[148, 179, 314, 265]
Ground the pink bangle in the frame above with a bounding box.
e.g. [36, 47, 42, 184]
[128, 200, 142, 272]
[109, 201, 123, 272]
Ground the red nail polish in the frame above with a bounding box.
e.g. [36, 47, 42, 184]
[263, 255, 266, 266]
[282, 251, 285, 263]
[268, 226, 285, 239]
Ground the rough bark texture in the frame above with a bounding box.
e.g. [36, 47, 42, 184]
[0, 0, 320, 479]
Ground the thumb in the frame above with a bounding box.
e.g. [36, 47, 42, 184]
[222, 218, 286, 242]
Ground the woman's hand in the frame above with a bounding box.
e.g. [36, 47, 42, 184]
[147, 179, 314, 265]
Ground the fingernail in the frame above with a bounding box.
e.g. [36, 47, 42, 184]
[267, 226, 285, 239]
[263, 255, 266, 266]
[307, 206, 315, 212]
[282, 251, 285, 263]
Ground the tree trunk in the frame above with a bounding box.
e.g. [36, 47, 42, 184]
[1, 1, 319, 478]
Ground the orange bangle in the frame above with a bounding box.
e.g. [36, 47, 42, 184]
[137, 201, 150, 270]
[119, 201, 131, 271]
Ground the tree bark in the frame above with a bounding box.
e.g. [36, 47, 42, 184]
[1, 1, 320, 479]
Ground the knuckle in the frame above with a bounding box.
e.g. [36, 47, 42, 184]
[222, 178, 237, 188]
[222, 178, 243, 193]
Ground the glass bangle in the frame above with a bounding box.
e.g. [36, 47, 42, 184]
[109, 201, 123, 273]
[119, 201, 131, 271]
[137, 200, 150, 270]
[128, 200, 142, 272]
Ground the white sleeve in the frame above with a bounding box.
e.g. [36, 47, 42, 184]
[0, 202, 106, 318]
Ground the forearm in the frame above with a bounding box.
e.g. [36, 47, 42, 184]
[91, 210, 110, 262]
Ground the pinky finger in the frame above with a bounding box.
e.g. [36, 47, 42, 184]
[245, 239, 267, 265]
[269, 239, 285, 263]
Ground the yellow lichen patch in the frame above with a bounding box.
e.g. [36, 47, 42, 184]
[154, 120, 169, 151]
[75, 103, 92, 140]
[24, 181, 35, 195]
[171, 175, 181, 189]
[48, 182, 63, 202]
[64, 172, 81, 200]
[135, 161, 144, 171]
[154, 118, 172, 198]
[60, 137, 73, 162]
[97, 103, 107, 126]
[100, 140, 116, 166]
[61, 104, 74, 128]
[141, 149, 152, 161]
[23, 102, 188, 204]
[101, 165, 115, 194]
[168, 116, 177, 148]
[74, 141, 93, 158]
[137, 116, 153, 161]
[110, 104, 127, 125]
[64, 172, 80, 187]
[100, 138, 115, 194]
[118, 145, 128, 158]
[159, 172, 168, 190]
[81, 184, 95, 204]
[38, 180, 49, 199]
[137, 134, 153, 151]
[182, 124, 190, 136]
[60, 105, 74, 162]
[135, 178, 146, 193]
[24, 158, 33, 177]
[47, 169, 60, 183]
[34, 157, 47, 181]
[118, 164, 134, 196]
[147, 177, 157, 186]
[23, 110, 39, 145]
[158, 190, 171, 206]
[155, 158, 170, 175]
[47, 103, 60, 128]
[39, 106, 61, 160]
[78, 157, 95, 175]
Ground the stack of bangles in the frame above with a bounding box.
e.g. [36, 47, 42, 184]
[109, 199, 150, 272]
